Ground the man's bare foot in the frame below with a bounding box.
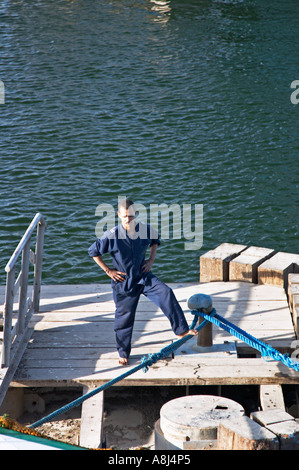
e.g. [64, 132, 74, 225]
[118, 357, 129, 366]
[177, 329, 198, 339]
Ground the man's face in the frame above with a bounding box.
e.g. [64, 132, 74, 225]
[118, 206, 136, 231]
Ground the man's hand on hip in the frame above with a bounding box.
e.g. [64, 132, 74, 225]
[106, 268, 126, 282]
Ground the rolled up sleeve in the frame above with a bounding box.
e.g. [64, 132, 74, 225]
[149, 226, 161, 246]
[88, 234, 110, 257]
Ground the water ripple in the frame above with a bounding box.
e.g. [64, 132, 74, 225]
[0, 0, 298, 284]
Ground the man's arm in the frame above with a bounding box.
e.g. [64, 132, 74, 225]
[92, 256, 126, 282]
[142, 243, 158, 273]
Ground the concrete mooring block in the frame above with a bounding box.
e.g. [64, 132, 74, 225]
[155, 395, 244, 450]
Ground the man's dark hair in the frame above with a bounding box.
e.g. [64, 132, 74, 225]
[118, 198, 134, 211]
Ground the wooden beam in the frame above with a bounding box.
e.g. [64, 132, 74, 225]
[79, 385, 104, 449]
[258, 252, 299, 290]
[217, 416, 279, 450]
[199, 243, 247, 282]
[229, 246, 275, 284]
[11, 357, 299, 388]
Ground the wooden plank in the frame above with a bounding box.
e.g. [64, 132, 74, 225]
[31, 303, 291, 322]
[25, 324, 175, 343]
[36, 282, 290, 301]
[21, 331, 295, 360]
[19, 343, 295, 372]
[25, 321, 296, 349]
[29, 313, 293, 329]
[258, 252, 299, 290]
[199, 243, 247, 282]
[80, 386, 104, 449]
[20, 347, 118, 360]
[188, 357, 299, 386]
[30, 282, 291, 318]
[204, 304, 291, 322]
[178, 282, 287, 300]
[12, 357, 299, 387]
[40, 284, 113, 296]
[229, 246, 275, 284]
[29, 298, 292, 323]
[260, 384, 285, 411]
[17, 351, 166, 367]
[217, 416, 279, 450]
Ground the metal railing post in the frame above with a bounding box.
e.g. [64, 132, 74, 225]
[33, 219, 46, 313]
[1, 213, 46, 368]
[18, 239, 31, 334]
[2, 268, 15, 367]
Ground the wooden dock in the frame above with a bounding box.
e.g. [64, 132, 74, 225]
[2, 226, 299, 448]
[8, 281, 299, 388]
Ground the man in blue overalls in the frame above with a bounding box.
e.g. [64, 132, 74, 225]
[88, 199, 197, 365]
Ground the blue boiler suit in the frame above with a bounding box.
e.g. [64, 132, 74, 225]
[88, 223, 189, 359]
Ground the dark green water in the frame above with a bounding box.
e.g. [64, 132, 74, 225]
[0, 0, 298, 285]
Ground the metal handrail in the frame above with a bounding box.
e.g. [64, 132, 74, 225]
[1, 213, 46, 368]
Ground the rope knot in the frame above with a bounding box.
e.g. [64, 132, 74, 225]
[141, 353, 162, 373]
